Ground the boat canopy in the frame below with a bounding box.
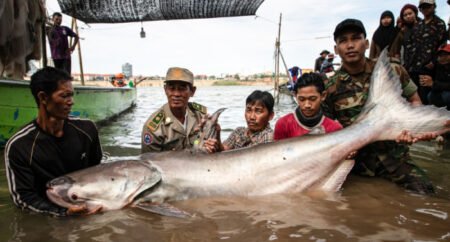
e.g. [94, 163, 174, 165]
[57, 0, 265, 24]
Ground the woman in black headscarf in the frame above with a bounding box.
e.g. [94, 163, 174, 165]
[369, 10, 399, 59]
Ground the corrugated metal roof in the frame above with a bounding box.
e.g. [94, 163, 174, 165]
[57, 0, 265, 23]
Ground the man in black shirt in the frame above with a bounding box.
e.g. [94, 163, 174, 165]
[4, 67, 102, 216]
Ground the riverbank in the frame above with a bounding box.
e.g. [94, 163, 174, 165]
[72, 78, 284, 87]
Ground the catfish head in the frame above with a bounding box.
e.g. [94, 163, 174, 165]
[46, 160, 162, 213]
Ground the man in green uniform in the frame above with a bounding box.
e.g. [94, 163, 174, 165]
[324, 19, 436, 194]
[141, 67, 219, 153]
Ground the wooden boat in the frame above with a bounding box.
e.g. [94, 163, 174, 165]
[0, 0, 265, 146]
[0, 79, 136, 146]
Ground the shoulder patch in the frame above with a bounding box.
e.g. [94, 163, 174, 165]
[147, 111, 165, 132]
[143, 132, 153, 145]
[189, 102, 207, 114]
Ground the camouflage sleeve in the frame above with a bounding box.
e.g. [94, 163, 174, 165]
[392, 63, 418, 98]
[437, 19, 448, 47]
[323, 79, 337, 119]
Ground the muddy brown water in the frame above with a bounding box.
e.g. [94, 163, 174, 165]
[1, 86, 449, 241]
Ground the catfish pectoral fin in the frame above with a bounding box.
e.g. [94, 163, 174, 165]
[134, 202, 191, 218]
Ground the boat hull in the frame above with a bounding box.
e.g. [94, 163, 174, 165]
[0, 79, 137, 146]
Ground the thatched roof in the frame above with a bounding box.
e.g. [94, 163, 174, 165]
[57, 0, 265, 23]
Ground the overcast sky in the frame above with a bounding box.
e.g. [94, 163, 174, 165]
[46, 0, 449, 76]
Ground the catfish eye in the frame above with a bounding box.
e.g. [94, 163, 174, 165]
[71, 194, 78, 200]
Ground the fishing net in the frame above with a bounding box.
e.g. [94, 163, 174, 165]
[0, 0, 44, 78]
[56, 0, 265, 23]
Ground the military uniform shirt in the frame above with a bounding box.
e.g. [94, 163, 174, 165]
[324, 58, 417, 127]
[324, 58, 420, 176]
[141, 102, 207, 153]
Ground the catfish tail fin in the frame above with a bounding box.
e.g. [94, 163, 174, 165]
[355, 49, 450, 141]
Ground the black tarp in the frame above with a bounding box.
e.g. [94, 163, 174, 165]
[57, 0, 265, 23]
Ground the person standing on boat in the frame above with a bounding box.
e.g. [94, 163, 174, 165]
[324, 18, 439, 194]
[314, 50, 330, 73]
[141, 67, 220, 153]
[320, 54, 337, 74]
[274, 73, 343, 140]
[47, 12, 79, 74]
[4, 67, 103, 216]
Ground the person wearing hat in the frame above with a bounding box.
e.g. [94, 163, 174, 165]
[404, 0, 447, 104]
[419, 44, 450, 109]
[314, 50, 330, 73]
[319, 53, 336, 74]
[323, 18, 440, 194]
[141, 67, 219, 153]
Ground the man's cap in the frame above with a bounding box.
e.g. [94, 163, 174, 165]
[320, 50, 330, 55]
[165, 67, 194, 85]
[419, 0, 435, 7]
[333, 19, 367, 41]
[438, 44, 450, 53]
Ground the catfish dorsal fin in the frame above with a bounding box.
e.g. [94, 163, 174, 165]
[193, 108, 226, 152]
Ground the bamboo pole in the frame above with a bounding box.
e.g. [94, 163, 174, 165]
[73, 18, 85, 85]
[273, 38, 278, 99]
[274, 13, 282, 104]
[279, 50, 292, 83]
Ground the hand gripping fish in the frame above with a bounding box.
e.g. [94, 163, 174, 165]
[192, 108, 226, 153]
[47, 50, 450, 217]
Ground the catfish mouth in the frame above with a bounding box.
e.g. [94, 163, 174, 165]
[46, 187, 76, 208]
[46, 176, 82, 208]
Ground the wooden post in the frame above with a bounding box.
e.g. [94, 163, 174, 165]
[73, 18, 85, 85]
[274, 13, 282, 104]
[279, 50, 292, 83]
[273, 37, 278, 100]
[41, 19, 48, 67]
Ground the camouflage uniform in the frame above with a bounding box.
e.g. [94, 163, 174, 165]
[141, 102, 207, 153]
[324, 58, 435, 194]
